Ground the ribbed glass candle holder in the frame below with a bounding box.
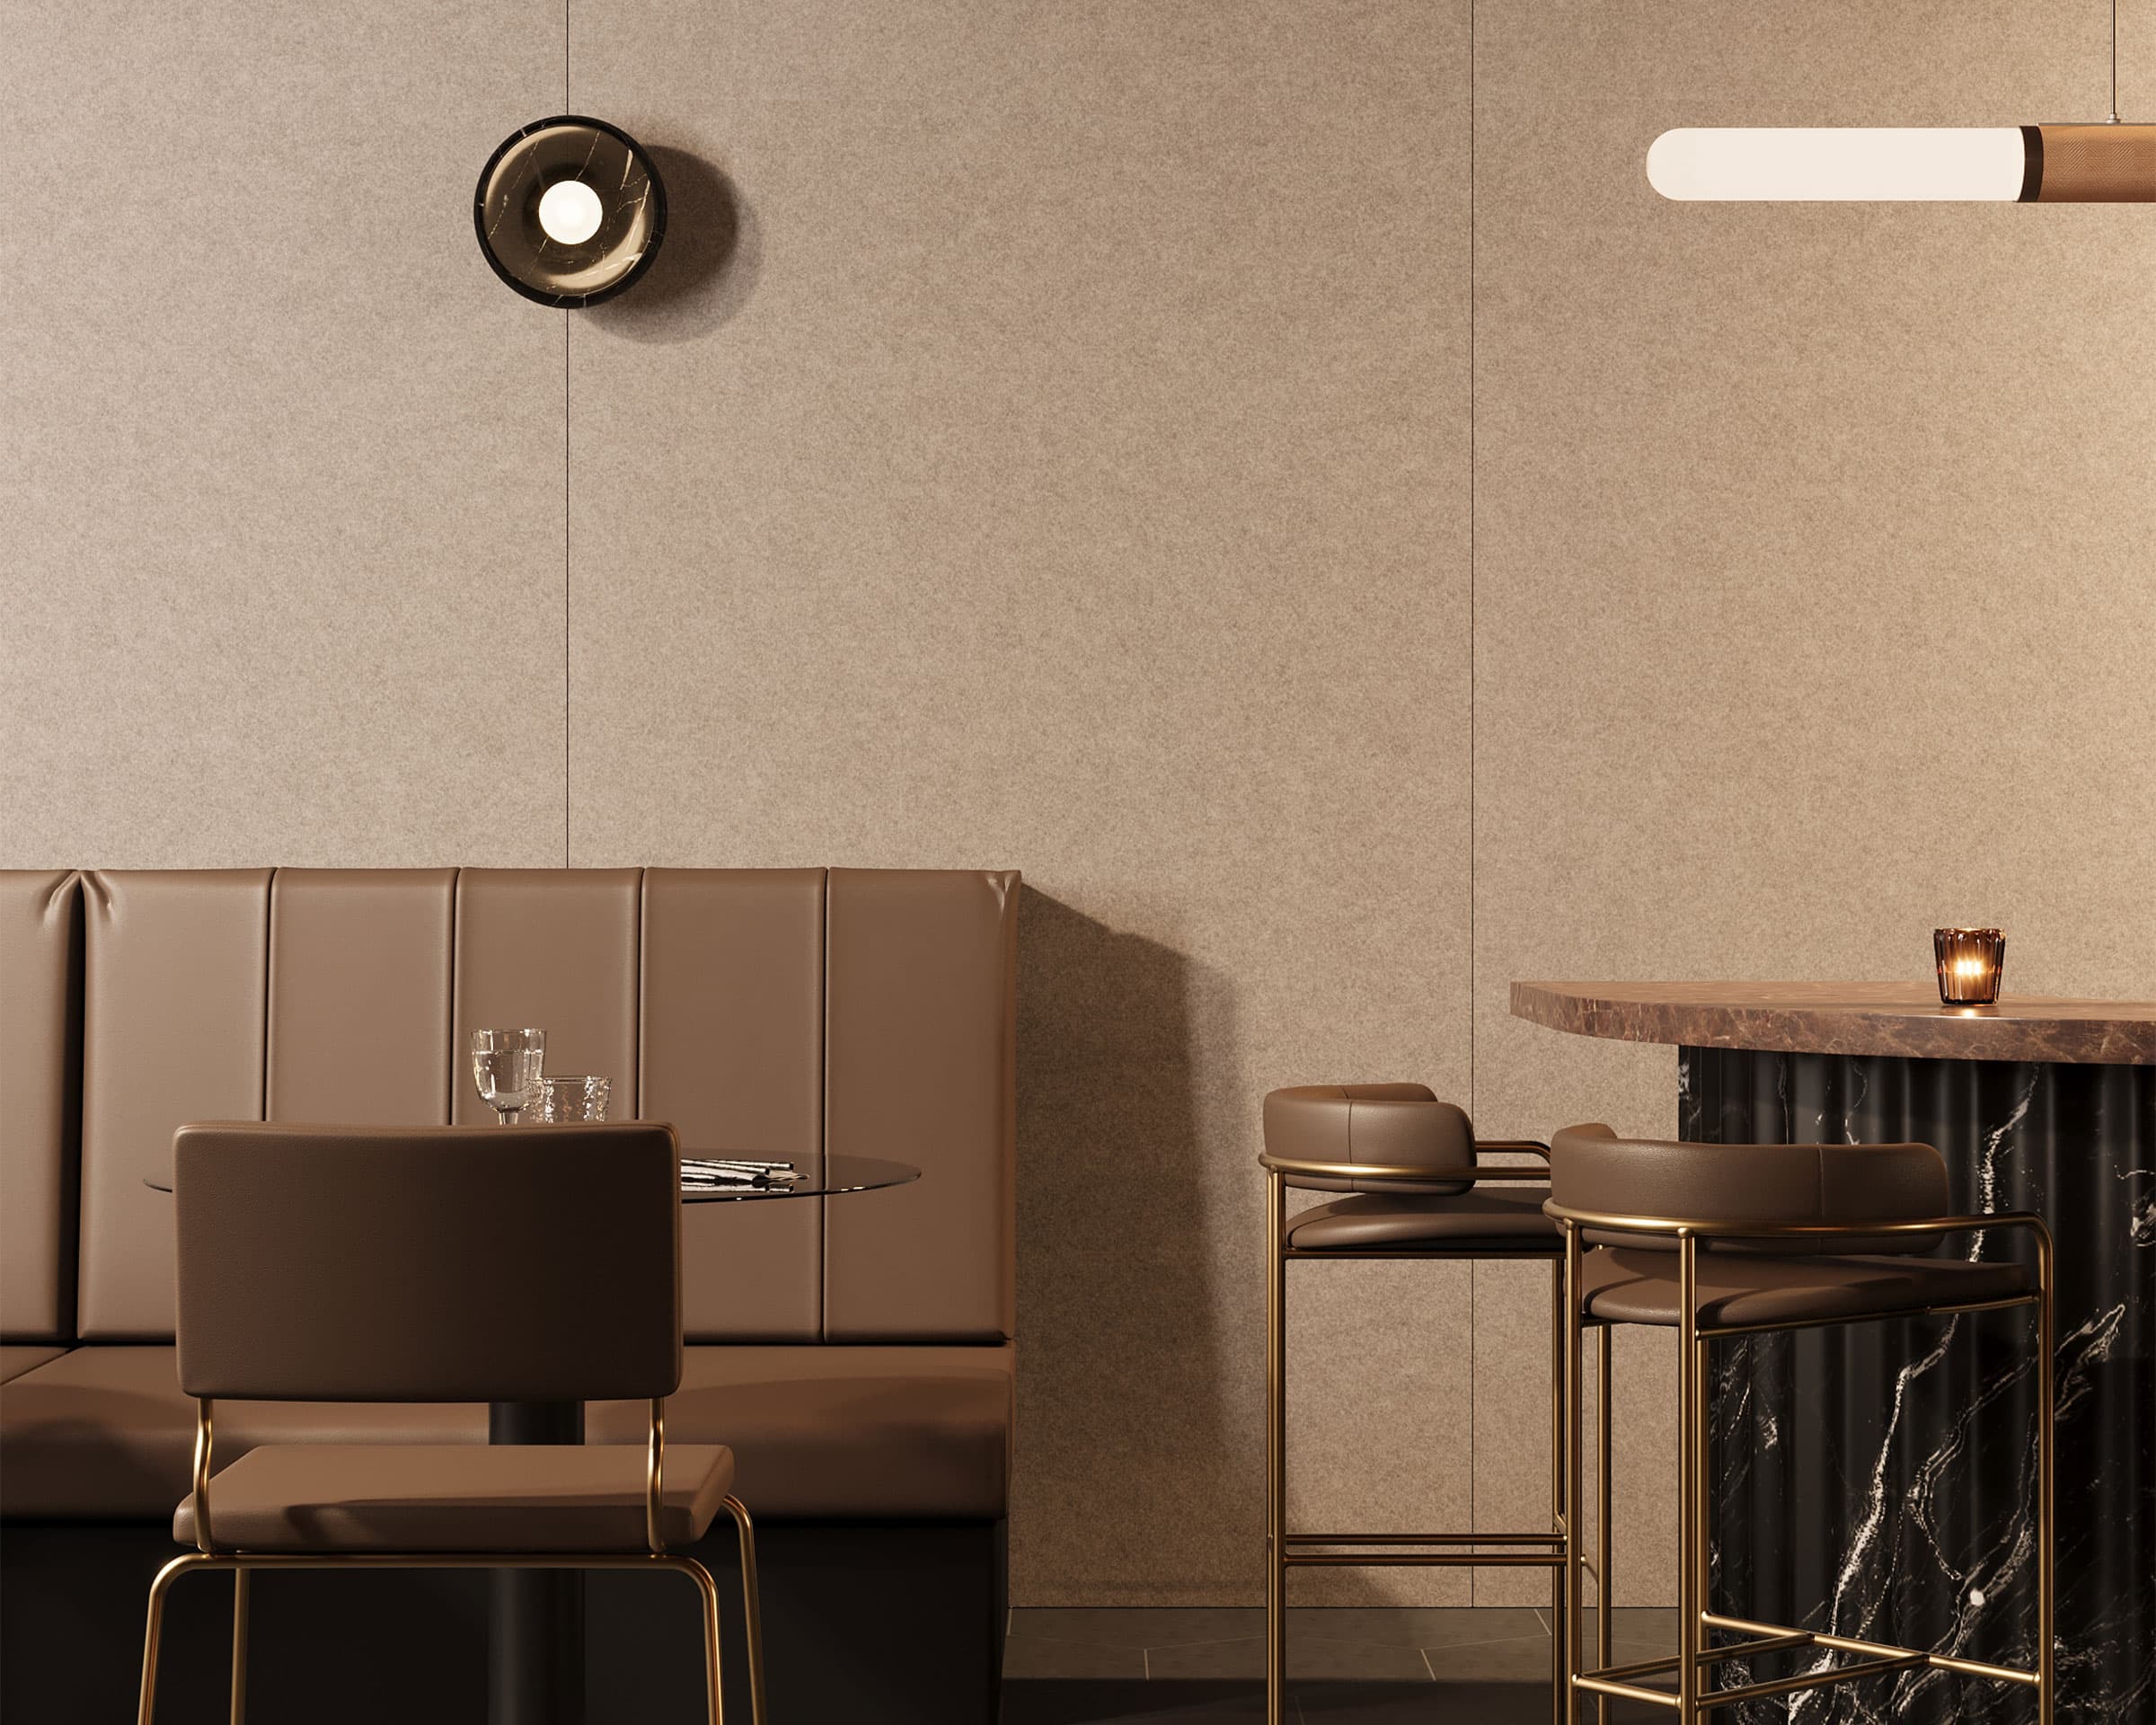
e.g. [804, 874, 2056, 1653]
[1933, 927, 2006, 1005]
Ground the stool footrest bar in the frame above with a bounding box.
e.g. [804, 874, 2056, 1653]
[1285, 1552, 1564, 1568]
[1285, 1532, 1564, 1546]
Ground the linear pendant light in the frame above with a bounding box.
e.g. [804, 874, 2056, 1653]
[1648, 2, 2155, 200]
[1649, 125, 2156, 200]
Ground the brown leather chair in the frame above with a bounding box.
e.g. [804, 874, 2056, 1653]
[144, 1121, 764, 1725]
[1259, 1084, 1580, 1725]
[1546, 1123, 2054, 1725]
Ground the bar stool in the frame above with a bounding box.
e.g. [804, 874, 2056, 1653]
[1259, 1084, 1599, 1725]
[1546, 1123, 2054, 1724]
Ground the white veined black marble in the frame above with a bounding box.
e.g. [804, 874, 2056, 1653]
[1679, 1048, 2153, 1724]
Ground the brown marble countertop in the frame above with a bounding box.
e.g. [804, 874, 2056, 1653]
[1511, 980, 2156, 1066]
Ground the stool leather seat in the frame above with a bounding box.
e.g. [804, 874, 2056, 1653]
[1581, 1244, 2031, 1329]
[1287, 1190, 1560, 1253]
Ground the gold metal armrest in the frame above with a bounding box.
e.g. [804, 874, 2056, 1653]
[1473, 1139, 1551, 1162]
[1543, 1204, 2050, 1252]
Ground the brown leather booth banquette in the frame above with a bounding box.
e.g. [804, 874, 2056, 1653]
[0, 866, 1018, 1721]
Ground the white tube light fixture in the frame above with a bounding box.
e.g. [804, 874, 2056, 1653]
[1648, 124, 2156, 201]
[1648, 0, 2155, 203]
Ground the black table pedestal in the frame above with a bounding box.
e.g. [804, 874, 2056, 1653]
[489, 1401, 585, 1725]
[1682, 1048, 2154, 1725]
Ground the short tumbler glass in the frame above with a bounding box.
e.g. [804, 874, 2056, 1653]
[535, 1075, 611, 1123]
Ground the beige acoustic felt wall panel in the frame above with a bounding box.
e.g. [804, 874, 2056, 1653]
[1472, 0, 2156, 1603]
[0, 1, 568, 870]
[569, 0, 1474, 1602]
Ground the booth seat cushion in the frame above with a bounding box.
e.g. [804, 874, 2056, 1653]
[0, 1346, 490, 1517]
[3, 1343, 1014, 1522]
[1, 1346, 68, 1387]
[588, 1343, 1014, 1519]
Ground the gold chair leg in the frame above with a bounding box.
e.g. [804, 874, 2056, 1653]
[1549, 1258, 1567, 1725]
[1561, 1225, 1584, 1725]
[721, 1497, 767, 1725]
[1595, 1322, 1613, 1725]
[1674, 1236, 1701, 1725]
[678, 1555, 727, 1725]
[137, 1552, 207, 1725]
[230, 1566, 250, 1725]
[1265, 1168, 1287, 1725]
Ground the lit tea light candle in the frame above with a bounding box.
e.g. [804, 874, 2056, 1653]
[1933, 927, 2006, 1005]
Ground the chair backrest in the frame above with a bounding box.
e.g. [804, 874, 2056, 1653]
[1548, 1123, 1950, 1255]
[1261, 1083, 1476, 1194]
[173, 1122, 682, 1402]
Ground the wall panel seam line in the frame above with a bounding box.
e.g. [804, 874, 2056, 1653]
[1466, 0, 1479, 1597]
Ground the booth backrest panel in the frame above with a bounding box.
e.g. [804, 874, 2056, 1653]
[269, 870, 454, 1124]
[643, 870, 826, 1341]
[30, 866, 1015, 1347]
[825, 870, 1018, 1343]
[1, 871, 79, 1341]
[78, 871, 270, 1340]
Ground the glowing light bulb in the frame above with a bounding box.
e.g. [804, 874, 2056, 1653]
[1647, 128, 2028, 200]
[537, 179, 605, 244]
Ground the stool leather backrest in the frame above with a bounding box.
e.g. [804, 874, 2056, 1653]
[1549, 1123, 1950, 1255]
[1263, 1084, 1476, 1195]
[174, 1122, 681, 1402]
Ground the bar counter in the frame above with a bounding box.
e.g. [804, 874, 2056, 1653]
[1515, 980, 2154, 1725]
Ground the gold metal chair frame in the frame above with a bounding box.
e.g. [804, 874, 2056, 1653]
[1262, 1141, 1610, 1725]
[137, 1396, 768, 1725]
[1550, 1203, 2055, 1723]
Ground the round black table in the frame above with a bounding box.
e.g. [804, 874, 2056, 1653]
[147, 1152, 921, 1725]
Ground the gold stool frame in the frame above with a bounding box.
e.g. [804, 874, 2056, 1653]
[137, 1397, 768, 1725]
[1262, 1142, 1611, 1725]
[1549, 1204, 2055, 1722]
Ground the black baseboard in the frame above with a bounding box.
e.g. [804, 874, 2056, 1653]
[2, 1517, 1006, 1724]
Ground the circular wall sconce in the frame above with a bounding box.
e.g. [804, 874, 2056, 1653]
[474, 116, 667, 306]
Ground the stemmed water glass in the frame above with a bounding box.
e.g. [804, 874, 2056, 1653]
[471, 1028, 545, 1124]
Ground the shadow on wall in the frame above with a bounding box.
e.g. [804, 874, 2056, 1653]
[585, 146, 761, 344]
[1013, 888, 1243, 1601]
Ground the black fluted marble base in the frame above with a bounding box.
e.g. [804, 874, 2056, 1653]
[1679, 1048, 2153, 1724]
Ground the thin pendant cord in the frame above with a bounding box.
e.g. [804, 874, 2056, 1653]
[2112, 0, 2121, 122]
[562, 0, 572, 869]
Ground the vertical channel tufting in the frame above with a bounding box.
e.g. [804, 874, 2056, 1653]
[824, 869, 1018, 1343]
[0, 871, 83, 1342]
[75, 871, 271, 1340]
[267, 871, 456, 1125]
[641, 869, 826, 1340]
[451, 870, 641, 1127]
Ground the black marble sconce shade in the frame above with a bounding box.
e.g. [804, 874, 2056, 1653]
[474, 115, 667, 308]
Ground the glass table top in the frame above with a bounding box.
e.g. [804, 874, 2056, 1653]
[681, 1154, 919, 1201]
[143, 1153, 920, 1201]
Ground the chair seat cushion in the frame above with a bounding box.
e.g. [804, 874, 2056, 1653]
[1286, 1190, 1559, 1253]
[1582, 1246, 2033, 1329]
[1, 1342, 1012, 1520]
[172, 1443, 733, 1552]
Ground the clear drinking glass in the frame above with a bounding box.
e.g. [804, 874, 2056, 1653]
[472, 1028, 546, 1124]
[534, 1075, 610, 1123]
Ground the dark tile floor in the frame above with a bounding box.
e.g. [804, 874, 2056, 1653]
[1003, 1607, 1675, 1722]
